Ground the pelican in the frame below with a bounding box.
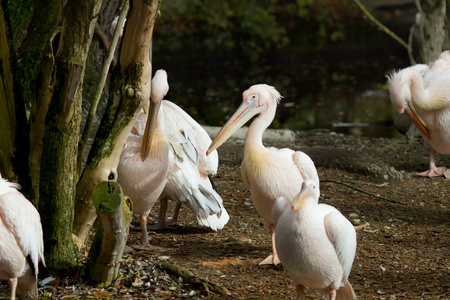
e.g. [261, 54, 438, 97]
[157, 100, 228, 230]
[207, 84, 319, 265]
[0, 174, 45, 300]
[273, 180, 357, 300]
[387, 53, 450, 178]
[130, 101, 229, 231]
[118, 69, 170, 250]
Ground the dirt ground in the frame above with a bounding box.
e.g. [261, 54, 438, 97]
[1, 131, 449, 299]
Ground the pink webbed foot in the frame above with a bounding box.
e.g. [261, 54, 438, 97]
[258, 254, 281, 266]
[123, 245, 135, 254]
[131, 243, 163, 251]
[416, 166, 448, 178]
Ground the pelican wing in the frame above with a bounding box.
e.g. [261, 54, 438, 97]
[0, 191, 45, 278]
[293, 151, 320, 187]
[163, 100, 218, 175]
[323, 209, 357, 282]
[272, 197, 290, 228]
[160, 100, 228, 230]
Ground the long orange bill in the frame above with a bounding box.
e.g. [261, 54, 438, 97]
[405, 103, 431, 140]
[141, 99, 162, 160]
[206, 100, 263, 156]
[291, 185, 312, 211]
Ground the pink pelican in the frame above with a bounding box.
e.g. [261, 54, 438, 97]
[207, 84, 319, 265]
[130, 100, 229, 231]
[0, 174, 45, 300]
[388, 54, 450, 178]
[272, 180, 357, 300]
[118, 69, 170, 250]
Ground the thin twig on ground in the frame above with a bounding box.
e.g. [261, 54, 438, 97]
[320, 179, 405, 205]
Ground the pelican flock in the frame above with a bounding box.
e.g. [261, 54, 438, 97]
[388, 50, 450, 178]
[0, 174, 45, 300]
[118, 69, 228, 250]
[273, 180, 357, 300]
[207, 84, 320, 265]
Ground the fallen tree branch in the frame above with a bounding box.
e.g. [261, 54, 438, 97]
[157, 262, 229, 296]
[320, 179, 405, 205]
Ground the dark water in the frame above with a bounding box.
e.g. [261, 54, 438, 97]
[152, 43, 410, 139]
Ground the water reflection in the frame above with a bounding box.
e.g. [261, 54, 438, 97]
[152, 46, 409, 138]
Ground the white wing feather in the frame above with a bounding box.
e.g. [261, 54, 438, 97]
[161, 101, 228, 230]
[323, 208, 357, 283]
[0, 178, 45, 278]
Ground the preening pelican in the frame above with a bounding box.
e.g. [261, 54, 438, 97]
[118, 69, 170, 250]
[387, 53, 450, 178]
[273, 180, 357, 300]
[131, 101, 229, 231]
[207, 84, 319, 265]
[158, 100, 229, 230]
[0, 174, 45, 300]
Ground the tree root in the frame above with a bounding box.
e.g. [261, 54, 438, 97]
[157, 262, 229, 296]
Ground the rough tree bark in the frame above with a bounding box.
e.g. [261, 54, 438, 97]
[415, 0, 446, 63]
[85, 181, 133, 286]
[0, 1, 30, 191]
[17, 0, 61, 111]
[72, 0, 161, 249]
[38, 0, 104, 273]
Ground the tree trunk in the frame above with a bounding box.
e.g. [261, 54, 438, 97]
[0, 0, 30, 192]
[416, 0, 446, 62]
[85, 181, 133, 286]
[72, 0, 161, 249]
[29, 29, 59, 206]
[17, 0, 61, 111]
[38, 0, 103, 273]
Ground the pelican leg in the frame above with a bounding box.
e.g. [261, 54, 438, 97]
[328, 289, 337, 300]
[148, 198, 168, 230]
[9, 278, 17, 300]
[258, 223, 281, 265]
[133, 214, 162, 251]
[294, 283, 305, 300]
[416, 147, 448, 178]
[167, 201, 182, 226]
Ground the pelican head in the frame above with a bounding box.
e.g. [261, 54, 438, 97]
[387, 70, 411, 114]
[141, 69, 169, 160]
[291, 179, 319, 211]
[387, 69, 431, 139]
[206, 84, 282, 155]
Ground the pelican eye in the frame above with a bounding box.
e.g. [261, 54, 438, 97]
[246, 93, 259, 104]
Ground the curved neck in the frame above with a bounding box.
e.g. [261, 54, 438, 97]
[408, 70, 427, 106]
[245, 104, 276, 149]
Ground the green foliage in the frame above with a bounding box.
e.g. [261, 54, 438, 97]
[153, 0, 359, 61]
[154, 0, 288, 61]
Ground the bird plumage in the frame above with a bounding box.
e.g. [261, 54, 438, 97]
[273, 180, 357, 300]
[207, 84, 319, 265]
[156, 100, 229, 230]
[119, 70, 228, 247]
[118, 69, 170, 250]
[0, 175, 45, 300]
[387, 52, 450, 178]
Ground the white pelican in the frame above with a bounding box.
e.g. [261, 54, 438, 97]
[387, 54, 450, 178]
[158, 100, 228, 230]
[207, 84, 319, 265]
[118, 69, 170, 250]
[273, 180, 357, 300]
[0, 174, 45, 300]
[130, 101, 229, 231]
